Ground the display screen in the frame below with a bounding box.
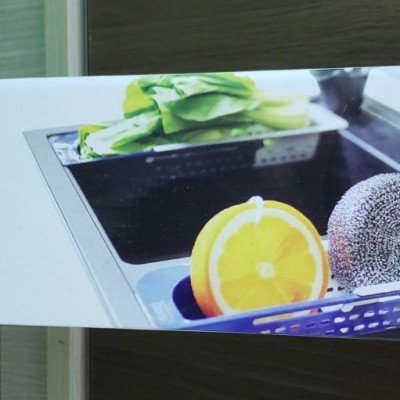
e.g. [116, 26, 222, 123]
[34, 66, 400, 337]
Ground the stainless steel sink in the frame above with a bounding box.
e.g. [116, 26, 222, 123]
[24, 109, 400, 333]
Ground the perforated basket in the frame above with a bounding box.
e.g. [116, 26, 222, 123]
[136, 265, 400, 337]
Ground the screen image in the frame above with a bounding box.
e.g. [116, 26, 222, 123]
[24, 66, 400, 337]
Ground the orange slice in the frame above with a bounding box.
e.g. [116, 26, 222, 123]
[191, 197, 330, 317]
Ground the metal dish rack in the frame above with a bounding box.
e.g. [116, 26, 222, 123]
[136, 264, 400, 337]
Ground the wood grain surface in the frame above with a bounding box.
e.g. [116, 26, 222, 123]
[88, 0, 400, 75]
[88, 2, 400, 399]
[90, 329, 400, 400]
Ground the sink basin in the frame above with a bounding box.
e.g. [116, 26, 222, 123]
[67, 131, 394, 264]
[24, 112, 400, 333]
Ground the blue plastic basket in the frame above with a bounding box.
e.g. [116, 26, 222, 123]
[136, 265, 400, 337]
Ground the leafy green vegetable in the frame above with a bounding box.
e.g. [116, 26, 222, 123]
[78, 123, 111, 151]
[243, 99, 310, 130]
[170, 125, 265, 145]
[169, 73, 256, 98]
[81, 110, 160, 157]
[168, 93, 259, 122]
[122, 82, 156, 118]
[79, 72, 310, 159]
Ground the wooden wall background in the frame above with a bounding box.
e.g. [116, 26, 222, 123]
[88, 0, 400, 75]
[90, 330, 400, 400]
[88, 1, 400, 399]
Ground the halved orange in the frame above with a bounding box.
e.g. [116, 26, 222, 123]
[191, 197, 330, 317]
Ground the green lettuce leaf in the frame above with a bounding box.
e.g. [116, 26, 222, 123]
[79, 72, 310, 159]
[81, 109, 160, 157]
